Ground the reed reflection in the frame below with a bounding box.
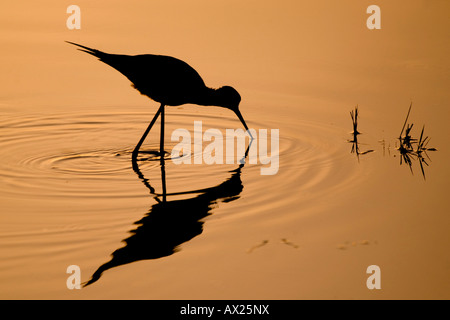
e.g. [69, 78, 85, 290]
[348, 106, 374, 160]
[396, 104, 437, 179]
[347, 105, 437, 178]
[84, 146, 251, 287]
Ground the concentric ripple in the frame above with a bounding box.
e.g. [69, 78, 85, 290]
[0, 111, 156, 199]
[0, 108, 364, 208]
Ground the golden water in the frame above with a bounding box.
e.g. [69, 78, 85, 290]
[0, 1, 449, 299]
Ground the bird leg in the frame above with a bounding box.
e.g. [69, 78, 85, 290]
[132, 103, 164, 161]
[159, 105, 166, 201]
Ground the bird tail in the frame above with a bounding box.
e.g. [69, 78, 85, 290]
[66, 41, 109, 61]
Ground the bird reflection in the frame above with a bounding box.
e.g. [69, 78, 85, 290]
[84, 146, 250, 287]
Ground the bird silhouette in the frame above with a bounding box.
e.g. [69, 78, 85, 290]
[66, 41, 251, 160]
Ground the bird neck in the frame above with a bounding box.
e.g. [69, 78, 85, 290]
[195, 88, 223, 108]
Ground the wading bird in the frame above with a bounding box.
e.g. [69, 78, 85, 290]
[66, 42, 251, 161]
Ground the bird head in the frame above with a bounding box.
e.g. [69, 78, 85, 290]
[217, 86, 250, 134]
[217, 86, 241, 110]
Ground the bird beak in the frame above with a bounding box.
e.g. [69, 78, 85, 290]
[234, 109, 253, 139]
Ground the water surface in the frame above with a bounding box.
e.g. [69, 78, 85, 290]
[0, 1, 449, 299]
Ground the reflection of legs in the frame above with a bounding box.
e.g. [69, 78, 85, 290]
[132, 151, 166, 202]
[132, 103, 164, 161]
[160, 104, 165, 158]
[160, 156, 167, 203]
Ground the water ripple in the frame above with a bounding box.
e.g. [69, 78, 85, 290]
[0, 109, 363, 208]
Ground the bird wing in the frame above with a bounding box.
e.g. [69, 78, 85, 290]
[67, 41, 208, 106]
[129, 54, 207, 105]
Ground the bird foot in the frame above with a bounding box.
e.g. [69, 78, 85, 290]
[132, 150, 169, 161]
